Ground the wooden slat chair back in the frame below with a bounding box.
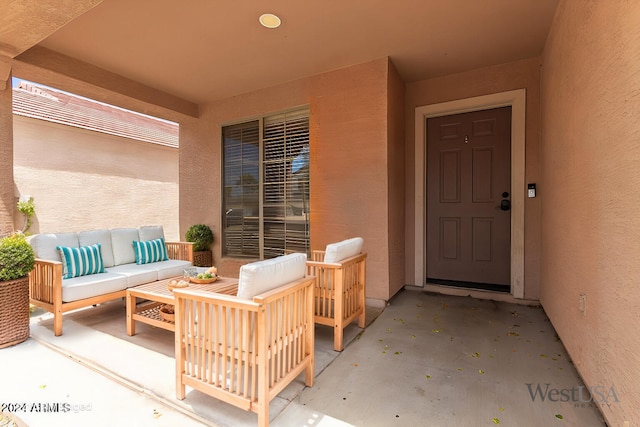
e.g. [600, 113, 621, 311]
[306, 237, 367, 351]
[174, 253, 315, 427]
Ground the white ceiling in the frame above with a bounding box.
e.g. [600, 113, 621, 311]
[13, 0, 559, 105]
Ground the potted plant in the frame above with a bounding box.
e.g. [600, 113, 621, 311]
[0, 232, 35, 348]
[185, 224, 214, 267]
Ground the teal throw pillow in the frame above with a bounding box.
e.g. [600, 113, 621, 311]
[57, 244, 105, 279]
[133, 238, 168, 265]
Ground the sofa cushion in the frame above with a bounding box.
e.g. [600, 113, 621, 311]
[61, 272, 128, 303]
[57, 244, 105, 279]
[78, 229, 115, 267]
[138, 225, 165, 242]
[133, 238, 169, 265]
[324, 237, 364, 263]
[105, 264, 158, 287]
[29, 232, 79, 262]
[150, 259, 193, 280]
[110, 228, 139, 266]
[237, 253, 307, 300]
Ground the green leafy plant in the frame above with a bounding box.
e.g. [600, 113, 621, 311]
[17, 197, 35, 234]
[0, 233, 35, 281]
[185, 224, 214, 252]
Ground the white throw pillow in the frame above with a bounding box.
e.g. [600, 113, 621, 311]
[323, 237, 364, 263]
[236, 253, 307, 300]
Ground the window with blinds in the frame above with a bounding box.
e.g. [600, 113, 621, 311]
[222, 109, 310, 259]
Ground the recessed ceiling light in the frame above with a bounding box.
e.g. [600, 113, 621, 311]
[259, 13, 281, 29]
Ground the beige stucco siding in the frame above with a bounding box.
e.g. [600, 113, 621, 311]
[540, 1, 640, 424]
[13, 115, 179, 240]
[387, 61, 406, 298]
[180, 58, 401, 302]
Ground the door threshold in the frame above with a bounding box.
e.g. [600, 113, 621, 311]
[426, 278, 510, 293]
[405, 284, 540, 306]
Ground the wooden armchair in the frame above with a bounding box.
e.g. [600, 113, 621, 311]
[174, 253, 315, 427]
[306, 237, 367, 351]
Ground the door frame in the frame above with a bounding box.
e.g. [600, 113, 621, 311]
[414, 89, 526, 298]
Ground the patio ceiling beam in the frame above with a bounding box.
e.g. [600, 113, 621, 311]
[0, 0, 103, 58]
[14, 46, 199, 120]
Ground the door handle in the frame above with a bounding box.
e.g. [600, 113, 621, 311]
[498, 199, 511, 211]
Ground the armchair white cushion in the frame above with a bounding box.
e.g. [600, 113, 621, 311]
[323, 237, 364, 263]
[237, 252, 307, 300]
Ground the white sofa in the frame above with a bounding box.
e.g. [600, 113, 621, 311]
[28, 225, 194, 336]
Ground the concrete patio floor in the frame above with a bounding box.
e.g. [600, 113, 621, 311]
[0, 289, 607, 427]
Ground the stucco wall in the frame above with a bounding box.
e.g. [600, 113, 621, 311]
[0, 72, 14, 237]
[540, 1, 640, 424]
[387, 61, 406, 298]
[405, 57, 543, 299]
[180, 58, 401, 302]
[13, 115, 180, 240]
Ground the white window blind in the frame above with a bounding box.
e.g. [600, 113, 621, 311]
[223, 109, 310, 259]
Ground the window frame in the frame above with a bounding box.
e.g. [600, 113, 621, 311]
[221, 107, 310, 259]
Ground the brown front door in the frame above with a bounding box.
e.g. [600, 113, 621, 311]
[426, 106, 511, 288]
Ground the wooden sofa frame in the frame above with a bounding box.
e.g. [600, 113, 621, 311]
[306, 251, 367, 351]
[174, 275, 315, 427]
[29, 241, 193, 337]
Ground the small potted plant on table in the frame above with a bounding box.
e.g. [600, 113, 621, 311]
[0, 232, 35, 348]
[185, 224, 214, 267]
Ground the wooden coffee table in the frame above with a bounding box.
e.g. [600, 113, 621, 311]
[126, 276, 238, 335]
